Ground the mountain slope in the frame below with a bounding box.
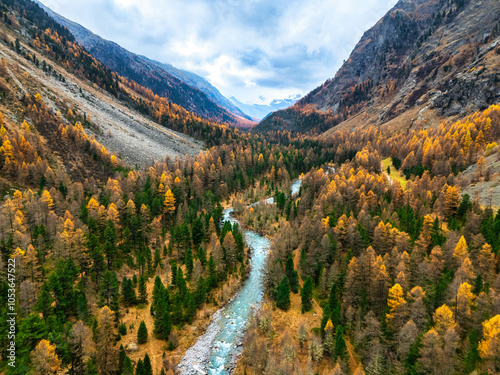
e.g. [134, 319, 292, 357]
[0, 6, 201, 167]
[139, 55, 250, 120]
[37, 1, 253, 126]
[257, 0, 500, 134]
[0, 0, 263, 167]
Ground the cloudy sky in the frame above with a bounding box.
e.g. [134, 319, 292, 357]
[39, 0, 397, 105]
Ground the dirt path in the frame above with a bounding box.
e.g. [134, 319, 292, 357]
[345, 337, 360, 373]
[383, 171, 393, 185]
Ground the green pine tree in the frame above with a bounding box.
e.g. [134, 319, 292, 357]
[208, 253, 217, 289]
[334, 325, 347, 359]
[154, 291, 171, 339]
[162, 307, 172, 340]
[171, 294, 183, 325]
[122, 277, 137, 306]
[103, 220, 117, 269]
[135, 358, 145, 375]
[118, 344, 126, 374]
[285, 255, 299, 293]
[176, 268, 187, 299]
[185, 248, 193, 278]
[122, 356, 134, 375]
[196, 246, 207, 266]
[154, 247, 162, 269]
[328, 283, 338, 309]
[151, 276, 165, 315]
[99, 270, 120, 313]
[320, 303, 332, 333]
[301, 276, 313, 313]
[35, 282, 53, 318]
[85, 358, 98, 375]
[195, 276, 207, 306]
[185, 292, 197, 323]
[170, 261, 177, 286]
[138, 276, 148, 303]
[144, 353, 153, 375]
[192, 217, 205, 247]
[276, 276, 291, 310]
[137, 321, 148, 344]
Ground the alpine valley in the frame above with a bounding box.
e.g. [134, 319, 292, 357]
[0, 1, 500, 375]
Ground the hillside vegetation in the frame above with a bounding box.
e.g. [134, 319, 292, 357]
[235, 103, 500, 374]
[0, 0, 500, 375]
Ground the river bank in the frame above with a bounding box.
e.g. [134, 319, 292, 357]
[178, 206, 274, 374]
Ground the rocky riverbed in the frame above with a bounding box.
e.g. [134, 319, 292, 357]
[178, 208, 271, 375]
[177, 309, 223, 375]
[178, 179, 306, 375]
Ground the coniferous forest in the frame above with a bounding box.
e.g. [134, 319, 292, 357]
[0, 0, 500, 374]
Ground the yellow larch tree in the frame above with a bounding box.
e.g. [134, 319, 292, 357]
[95, 306, 118, 375]
[453, 236, 468, 263]
[164, 189, 176, 215]
[107, 203, 120, 227]
[475, 130, 485, 149]
[110, 155, 118, 168]
[86, 197, 99, 219]
[12, 190, 23, 209]
[455, 256, 476, 284]
[31, 339, 61, 375]
[97, 205, 107, 225]
[1, 137, 14, 160]
[444, 185, 459, 217]
[21, 121, 30, 132]
[125, 199, 136, 216]
[322, 216, 330, 229]
[25, 244, 41, 283]
[158, 182, 166, 196]
[40, 190, 54, 212]
[60, 217, 75, 258]
[484, 117, 491, 139]
[462, 130, 472, 154]
[456, 282, 474, 325]
[477, 243, 495, 282]
[433, 304, 456, 336]
[386, 283, 407, 330]
[478, 315, 500, 371]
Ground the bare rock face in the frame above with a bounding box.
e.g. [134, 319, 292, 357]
[257, 0, 500, 134]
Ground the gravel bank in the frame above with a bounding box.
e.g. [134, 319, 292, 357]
[177, 309, 223, 375]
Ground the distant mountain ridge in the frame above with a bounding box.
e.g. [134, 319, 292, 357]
[138, 55, 249, 120]
[36, 1, 253, 125]
[257, 0, 500, 134]
[229, 95, 301, 121]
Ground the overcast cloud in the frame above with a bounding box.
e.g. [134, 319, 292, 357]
[38, 0, 397, 104]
